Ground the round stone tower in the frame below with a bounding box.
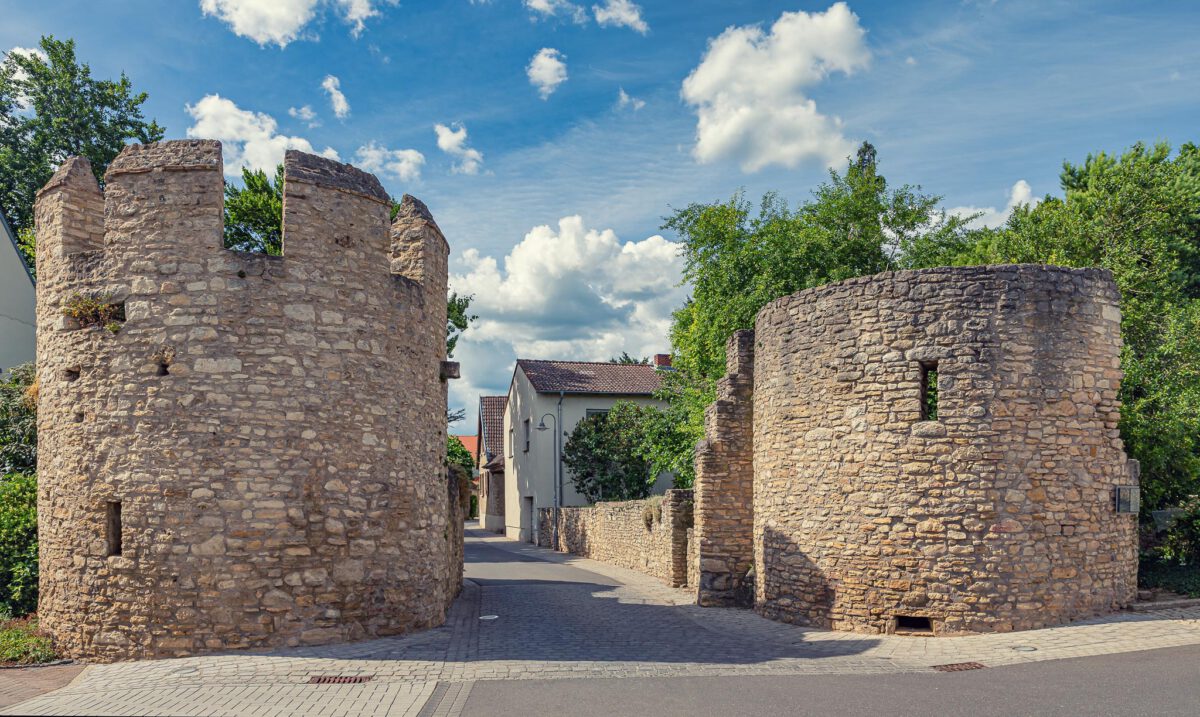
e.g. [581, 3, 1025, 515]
[750, 265, 1139, 634]
[34, 140, 458, 660]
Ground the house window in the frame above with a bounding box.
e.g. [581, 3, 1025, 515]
[919, 361, 939, 421]
[585, 409, 610, 419]
[523, 418, 531, 453]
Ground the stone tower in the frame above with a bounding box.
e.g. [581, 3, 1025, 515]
[34, 140, 459, 660]
[694, 265, 1140, 634]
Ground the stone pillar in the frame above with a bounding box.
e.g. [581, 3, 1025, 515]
[693, 329, 756, 607]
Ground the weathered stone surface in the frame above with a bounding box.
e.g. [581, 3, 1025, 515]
[694, 265, 1139, 635]
[538, 490, 693, 587]
[34, 139, 461, 661]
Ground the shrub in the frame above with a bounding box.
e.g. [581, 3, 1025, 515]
[563, 408, 654, 503]
[0, 474, 38, 616]
[0, 364, 37, 475]
[61, 293, 125, 331]
[641, 496, 663, 529]
[0, 617, 55, 665]
[1161, 496, 1200, 565]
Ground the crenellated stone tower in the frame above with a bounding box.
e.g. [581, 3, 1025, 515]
[34, 140, 459, 660]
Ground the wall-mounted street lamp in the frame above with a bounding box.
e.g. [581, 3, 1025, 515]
[537, 407, 564, 547]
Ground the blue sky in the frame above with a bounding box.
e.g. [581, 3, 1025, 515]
[5, 0, 1199, 428]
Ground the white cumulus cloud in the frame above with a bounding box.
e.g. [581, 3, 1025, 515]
[616, 87, 645, 111]
[354, 141, 425, 182]
[434, 123, 484, 175]
[186, 94, 339, 177]
[681, 2, 870, 172]
[321, 75, 350, 119]
[199, 0, 391, 47]
[592, 0, 648, 33]
[447, 215, 688, 411]
[528, 48, 568, 99]
[948, 180, 1038, 229]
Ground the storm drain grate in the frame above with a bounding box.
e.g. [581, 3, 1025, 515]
[308, 675, 374, 684]
[932, 662, 987, 672]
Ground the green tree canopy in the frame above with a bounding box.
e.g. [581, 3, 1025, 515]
[563, 404, 655, 503]
[952, 142, 1200, 510]
[0, 36, 164, 250]
[448, 435, 474, 475]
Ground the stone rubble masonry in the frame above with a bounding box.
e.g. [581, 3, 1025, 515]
[693, 330, 756, 607]
[34, 139, 460, 661]
[538, 489, 694, 587]
[694, 264, 1139, 635]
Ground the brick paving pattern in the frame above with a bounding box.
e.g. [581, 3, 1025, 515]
[6, 527, 1199, 716]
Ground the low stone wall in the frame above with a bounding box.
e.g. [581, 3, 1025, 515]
[538, 490, 693, 587]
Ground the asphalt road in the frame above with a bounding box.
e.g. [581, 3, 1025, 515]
[463, 643, 1200, 717]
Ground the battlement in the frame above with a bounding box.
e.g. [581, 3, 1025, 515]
[34, 139, 459, 660]
[34, 140, 447, 289]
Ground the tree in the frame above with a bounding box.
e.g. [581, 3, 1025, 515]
[224, 165, 283, 255]
[447, 435, 474, 474]
[562, 404, 654, 503]
[665, 142, 973, 382]
[0, 36, 164, 240]
[0, 365, 37, 476]
[935, 142, 1200, 512]
[609, 352, 649, 364]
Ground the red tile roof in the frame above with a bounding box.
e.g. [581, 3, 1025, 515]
[478, 395, 508, 464]
[453, 435, 479, 457]
[516, 359, 663, 396]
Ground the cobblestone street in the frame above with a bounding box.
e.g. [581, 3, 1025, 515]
[5, 525, 1200, 716]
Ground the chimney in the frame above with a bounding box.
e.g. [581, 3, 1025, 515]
[653, 354, 672, 369]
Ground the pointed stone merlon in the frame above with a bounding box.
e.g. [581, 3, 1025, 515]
[34, 156, 105, 267]
[391, 194, 450, 316]
[282, 149, 392, 263]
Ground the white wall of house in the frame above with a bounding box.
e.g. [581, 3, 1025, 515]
[502, 367, 670, 542]
[0, 220, 36, 373]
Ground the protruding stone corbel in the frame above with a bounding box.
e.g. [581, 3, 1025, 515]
[440, 361, 460, 381]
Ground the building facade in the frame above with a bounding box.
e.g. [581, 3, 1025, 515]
[477, 395, 508, 533]
[501, 358, 673, 543]
[0, 212, 36, 373]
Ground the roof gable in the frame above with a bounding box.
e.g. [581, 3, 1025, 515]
[515, 359, 662, 396]
[478, 395, 507, 461]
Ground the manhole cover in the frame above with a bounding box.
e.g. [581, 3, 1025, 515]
[1012, 646, 1038, 652]
[932, 662, 987, 672]
[308, 675, 373, 684]
[479, 615, 499, 620]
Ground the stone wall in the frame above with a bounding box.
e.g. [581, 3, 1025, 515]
[745, 265, 1139, 634]
[693, 330, 755, 606]
[34, 140, 460, 660]
[538, 490, 693, 587]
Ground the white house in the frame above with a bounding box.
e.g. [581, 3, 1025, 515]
[500, 356, 674, 542]
[0, 215, 36, 373]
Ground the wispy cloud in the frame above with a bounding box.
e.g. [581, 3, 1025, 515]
[354, 141, 425, 181]
[592, 0, 648, 33]
[321, 74, 350, 119]
[435, 123, 484, 175]
[198, 0, 392, 47]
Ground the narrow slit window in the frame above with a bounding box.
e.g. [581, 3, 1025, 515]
[106, 501, 122, 557]
[919, 361, 939, 421]
[523, 418, 531, 453]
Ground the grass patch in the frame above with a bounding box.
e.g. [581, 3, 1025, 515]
[0, 616, 56, 665]
[1140, 557, 1200, 598]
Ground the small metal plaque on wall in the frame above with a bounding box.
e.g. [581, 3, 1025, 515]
[1115, 485, 1140, 514]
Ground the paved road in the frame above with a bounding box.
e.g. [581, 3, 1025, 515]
[464, 644, 1200, 717]
[4, 527, 1200, 716]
